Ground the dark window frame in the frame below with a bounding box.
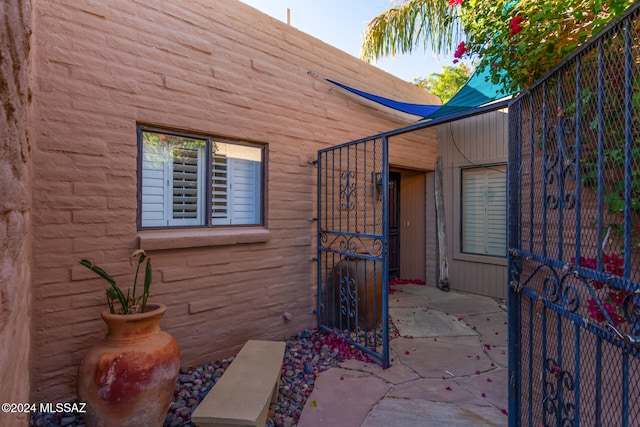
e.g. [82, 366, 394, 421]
[136, 124, 266, 230]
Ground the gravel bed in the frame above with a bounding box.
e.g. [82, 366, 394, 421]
[30, 328, 390, 427]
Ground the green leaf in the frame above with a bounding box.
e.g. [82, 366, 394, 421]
[80, 259, 117, 287]
[141, 258, 152, 313]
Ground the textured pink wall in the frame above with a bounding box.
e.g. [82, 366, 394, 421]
[0, 0, 32, 424]
[29, 0, 440, 402]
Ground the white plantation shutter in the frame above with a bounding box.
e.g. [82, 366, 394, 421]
[462, 166, 506, 257]
[141, 133, 205, 227]
[211, 154, 229, 225]
[141, 142, 168, 227]
[212, 156, 260, 225]
[229, 158, 260, 224]
[171, 144, 203, 226]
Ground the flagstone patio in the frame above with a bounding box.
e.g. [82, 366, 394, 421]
[297, 284, 509, 427]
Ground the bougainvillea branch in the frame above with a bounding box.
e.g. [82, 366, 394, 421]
[362, 0, 635, 94]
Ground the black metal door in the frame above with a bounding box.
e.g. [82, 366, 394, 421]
[317, 136, 390, 367]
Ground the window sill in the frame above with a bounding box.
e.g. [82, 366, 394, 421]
[138, 227, 271, 251]
[453, 251, 508, 267]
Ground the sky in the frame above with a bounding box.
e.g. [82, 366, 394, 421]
[238, 0, 455, 83]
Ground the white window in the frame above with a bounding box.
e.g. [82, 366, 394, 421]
[461, 165, 507, 257]
[139, 127, 263, 228]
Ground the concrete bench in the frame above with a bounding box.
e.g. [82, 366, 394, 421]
[191, 340, 286, 427]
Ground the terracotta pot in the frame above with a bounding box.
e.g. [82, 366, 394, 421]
[325, 257, 383, 332]
[78, 303, 180, 427]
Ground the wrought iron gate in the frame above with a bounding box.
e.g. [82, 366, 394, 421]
[508, 5, 640, 426]
[317, 136, 389, 367]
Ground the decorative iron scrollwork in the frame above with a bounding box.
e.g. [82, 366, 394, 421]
[509, 250, 523, 292]
[339, 171, 357, 210]
[319, 232, 384, 258]
[543, 117, 577, 212]
[339, 275, 357, 319]
[543, 357, 576, 426]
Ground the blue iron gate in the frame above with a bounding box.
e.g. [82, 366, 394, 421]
[508, 4, 640, 426]
[317, 136, 390, 367]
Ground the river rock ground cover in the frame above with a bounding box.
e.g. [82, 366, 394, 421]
[30, 327, 392, 427]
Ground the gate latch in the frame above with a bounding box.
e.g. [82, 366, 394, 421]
[607, 324, 640, 346]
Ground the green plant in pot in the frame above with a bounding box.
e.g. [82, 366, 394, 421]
[80, 249, 152, 315]
[77, 250, 180, 427]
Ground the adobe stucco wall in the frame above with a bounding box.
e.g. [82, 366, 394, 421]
[0, 0, 33, 424]
[29, 0, 440, 402]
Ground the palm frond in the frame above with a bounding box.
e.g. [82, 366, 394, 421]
[361, 0, 462, 62]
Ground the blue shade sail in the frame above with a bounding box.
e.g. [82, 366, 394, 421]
[326, 78, 442, 117]
[325, 66, 513, 120]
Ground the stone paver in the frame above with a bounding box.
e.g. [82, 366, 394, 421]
[340, 359, 420, 385]
[298, 287, 508, 427]
[297, 367, 391, 427]
[362, 398, 508, 427]
[392, 336, 495, 378]
[453, 368, 509, 412]
[390, 307, 478, 338]
[390, 377, 490, 407]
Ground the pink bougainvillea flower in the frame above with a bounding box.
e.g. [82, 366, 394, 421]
[446, 386, 452, 390]
[501, 409, 508, 416]
[453, 59, 459, 64]
[509, 15, 525, 36]
[609, 289, 628, 307]
[587, 299, 607, 323]
[482, 393, 487, 398]
[454, 41, 467, 59]
[487, 378, 493, 383]
[448, 0, 462, 5]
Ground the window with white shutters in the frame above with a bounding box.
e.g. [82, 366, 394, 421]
[211, 153, 229, 224]
[461, 165, 507, 257]
[171, 144, 203, 225]
[139, 127, 263, 229]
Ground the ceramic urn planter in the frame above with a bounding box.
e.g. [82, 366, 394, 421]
[78, 303, 180, 427]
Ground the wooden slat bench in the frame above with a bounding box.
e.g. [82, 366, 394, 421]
[191, 340, 286, 427]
